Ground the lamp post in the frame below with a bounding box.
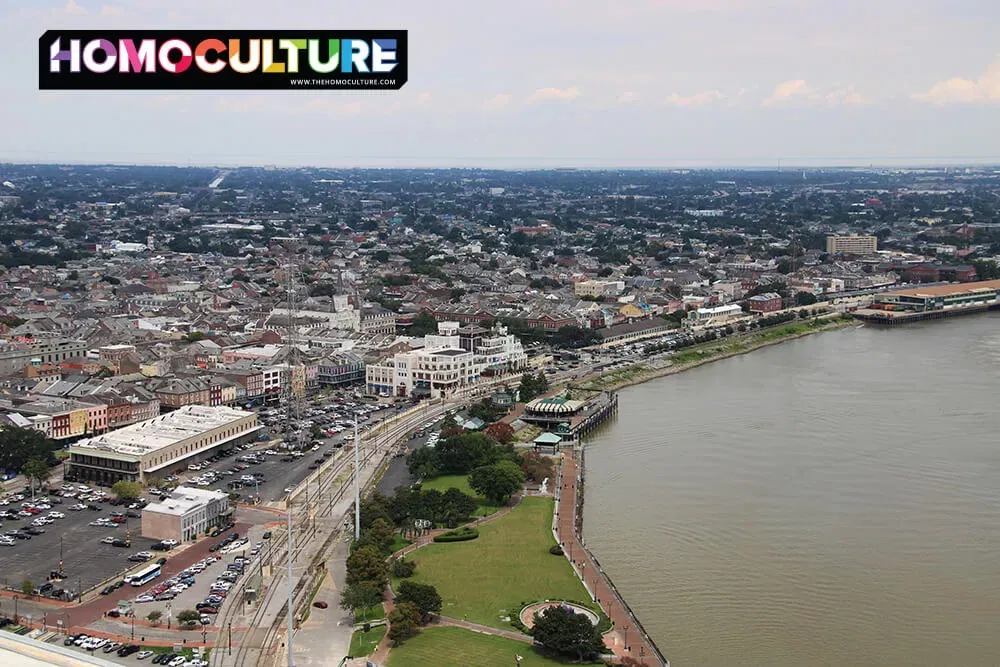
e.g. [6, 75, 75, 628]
[622, 623, 629, 652]
[228, 621, 232, 656]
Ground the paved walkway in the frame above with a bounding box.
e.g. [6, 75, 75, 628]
[557, 449, 667, 666]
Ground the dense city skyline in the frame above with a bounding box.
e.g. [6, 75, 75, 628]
[3, 0, 999, 167]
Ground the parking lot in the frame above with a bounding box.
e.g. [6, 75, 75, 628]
[122, 523, 271, 625]
[170, 395, 406, 504]
[0, 489, 161, 596]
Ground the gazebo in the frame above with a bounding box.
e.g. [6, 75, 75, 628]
[533, 432, 562, 453]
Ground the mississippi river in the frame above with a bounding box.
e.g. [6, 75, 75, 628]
[583, 314, 1000, 667]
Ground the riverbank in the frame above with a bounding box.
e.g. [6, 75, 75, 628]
[578, 314, 859, 393]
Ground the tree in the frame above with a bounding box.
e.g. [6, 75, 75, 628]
[176, 609, 200, 624]
[440, 488, 477, 525]
[469, 460, 525, 506]
[0, 428, 57, 477]
[387, 601, 421, 645]
[357, 518, 395, 556]
[531, 605, 604, 662]
[112, 480, 142, 501]
[795, 291, 818, 306]
[21, 457, 50, 493]
[339, 581, 383, 622]
[345, 545, 387, 590]
[520, 451, 555, 483]
[395, 581, 441, 623]
[484, 422, 514, 445]
[146, 610, 163, 625]
[597, 267, 613, 277]
[21, 580, 33, 597]
[408, 312, 437, 337]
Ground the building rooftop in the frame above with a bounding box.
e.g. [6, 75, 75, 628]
[888, 279, 1000, 299]
[144, 485, 227, 516]
[431, 348, 468, 357]
[70, 405, 255, 458]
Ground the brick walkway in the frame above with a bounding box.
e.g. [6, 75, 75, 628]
[557, 449, 666, 666]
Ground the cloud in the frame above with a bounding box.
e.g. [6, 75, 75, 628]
[913, 60, 1000, 105]
[63, 0, 87, 14]
[100, 5, 125, 15]
[481, 93, 512, 112]
[762, 79, 815, 106]
[527, 86, 581, 104]
[664, 90, 725, 107]
[761, 80, 867, 107]
[414, 92, 432, 106]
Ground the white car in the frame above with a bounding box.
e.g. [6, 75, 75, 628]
[101, 537, 115, 544]
[48, 512, 65, 519]
[161, 539, 178, 547]
[136, 650, 154, 660]
[168, 657, 187, 667]
[135, 595, 155, 603]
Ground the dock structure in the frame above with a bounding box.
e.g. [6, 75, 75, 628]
[518, 388, 618, 442]
[853, 279, 1000, 326]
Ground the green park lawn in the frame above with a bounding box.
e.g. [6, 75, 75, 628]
[386, 627, 586, 667]
[349, 624, 386, 657]
[394, 496, 596, 629]
[419, 474, 499, 517]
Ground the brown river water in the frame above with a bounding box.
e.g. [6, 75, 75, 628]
[582, 315, 1000, 667]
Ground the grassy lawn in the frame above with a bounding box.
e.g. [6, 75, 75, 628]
[420, 474, 474, 495]
[355, 603, 385, 622]
[387, 627, 591, 667]
[394, 496, 596, 630]
[419, 474, 499, 517]
[389, 533, 412, 554]
[349, 625, 386, 657]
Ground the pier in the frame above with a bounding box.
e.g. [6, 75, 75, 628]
[853, 279, 1000, 326]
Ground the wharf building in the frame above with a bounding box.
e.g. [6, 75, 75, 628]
[365, 322, 527, 398]
[141, 485, 231, 542]
[66, 405, 260, 485]
[854, 279, 1000, 325]
[515, 389, 619, 442]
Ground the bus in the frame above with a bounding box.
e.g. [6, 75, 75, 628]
[127, 563, 162, 587]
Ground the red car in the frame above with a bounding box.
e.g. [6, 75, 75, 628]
[312, 601, 328, 609]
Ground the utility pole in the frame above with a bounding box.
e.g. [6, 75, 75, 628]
[353, 421, 360, 542]
[286, 491, 294, 667]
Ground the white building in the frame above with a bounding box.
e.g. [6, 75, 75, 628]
[366, 322, 527, 398]
[687, 304, 746, 328]
[141, 486, 231, 542]
[67, 405, 260, 485]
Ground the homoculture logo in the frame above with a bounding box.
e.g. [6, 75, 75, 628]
[38, 30, 408, 90]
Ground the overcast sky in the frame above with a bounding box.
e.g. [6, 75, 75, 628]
[2, 0, 999, 168]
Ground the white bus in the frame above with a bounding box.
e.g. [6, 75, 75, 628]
[126, 563, 162, 587]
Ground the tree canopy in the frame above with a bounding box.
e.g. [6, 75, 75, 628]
[531, 605, 605, 662]
[394, 581, 442, 623]
[0, 427, 59, 475]
[469, 460, 525, 506]
[112, 480, 142, 501]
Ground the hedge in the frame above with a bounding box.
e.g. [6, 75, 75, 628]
[432, 527, 480, 543]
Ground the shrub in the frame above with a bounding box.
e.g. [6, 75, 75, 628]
[432, 527, 479, 543]
[510, 614, 530, 634]
[391, 559, 417, 578]
[549, 545, 564, 556]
